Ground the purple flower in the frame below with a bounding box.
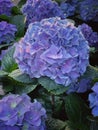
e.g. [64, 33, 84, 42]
[60, 2, 75, 17]
[0, 94, 46, 129]
[0, 123, 20, 130]
[67, 78, 91, 94]
[21, 0, 65, 26]
[78, 23, 98, 47]
[23, 100, 46, 130]
[79, 0, 98, 22]
[0, 0, 14, 16]
[88, 82, 98, 117]
[14, 17, 89, 87]
[0, 21, 17, 44]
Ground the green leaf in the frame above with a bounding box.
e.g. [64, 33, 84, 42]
[0, 15, 10, 22]
[0, 43, 13, 49]
[15, 84, 38, 94]
[2, 78, 15, 93]
[1, 46, 17, 72]
[11, 6, 21, 15]
[18, 0, 27, 8]
[46, 117, 67, 130]
[65, 94, 90, 130]
[10, 15, 25, 37]
[8, 69, 37, 84]
[0, 70, 8, 77]
[38, 77, 68, 95]
[83, 65, 98, 79]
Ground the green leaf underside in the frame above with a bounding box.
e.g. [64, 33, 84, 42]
[0, 70, 8, 77]
[8, 69, 36, 84]
[15, 84, 38, 94]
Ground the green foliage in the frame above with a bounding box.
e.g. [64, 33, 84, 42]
[38, 77, 68, 95]
[1, 46, 17, 72]
[65, 93, 90, 130]
[8, 69, 37, 84]
[2, 78, 14, 93]
[11, 6, 21, 15]
[0, 43, 13, 49]
[46, 117, 67, 130]
[10, 15, 25, 37]
[14, 84, 38, 94]
[83, 65, 98, 79]
[18, 0, 27, 8]
[0, 14, 10, 22]
[0, 70, 8, 77]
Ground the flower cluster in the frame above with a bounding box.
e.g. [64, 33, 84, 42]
[67, 78, 91, 94]
[78, 23, 98, 47]
[0, 94, 46, 130]
[59, 0, 98, 22]
[21, 0, 65, 26]
[60, 2, 75, 17]
[88, 82, 98, 117]
[0, 21, 17, 44]
[0, 0, 14, 16]
[14, 17, 89, 87]
[79, 0, 98, 22]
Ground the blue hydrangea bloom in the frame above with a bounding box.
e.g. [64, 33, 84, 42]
[14, 17, 89, 87]
[0, 0, 14, 16]
[64, 0, 84, 8]
[21, 0, 65, 26]
[67, 78, 91, 94]
[78, 23, 98, 47]
[0, 21, 17, 44]
[79, 0, 98, 21]
[88, 82, 98, 117]
[60, 2, 75, 17]
[67, 0, 84, 5]
[0, 94, 46, 129]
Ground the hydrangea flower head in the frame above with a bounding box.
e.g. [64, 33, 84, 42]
[60, 2, 75, 17]
[79, 0, 98, 21]
[88, 82, 98, 117]
[21, 0, 65, 26]
[14, 17, 89, 87]
[0, 21, 17, 44]
[0, 94, 46, 129]
[0, 0, 14, 16]
[67, 78, 91, 94]
[78, 23, 98, 47]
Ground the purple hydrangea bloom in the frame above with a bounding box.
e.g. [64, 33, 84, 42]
[0, 94, 46, 129]
[78, 23, 98, 47]
[21, 0, 65, 26]
[64, 0, 84, 8]
[0, 21, 17, 44]
[60, 2, 75, 17]
[0, 123, 20, 130]
[88, 82, 98, 117]
[0, 0, 14, 16]
[67, 78, 91, 94]
[79, 0, 98, 21]
[14, 17, 89, 87]
[23, 100, 46, 130]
